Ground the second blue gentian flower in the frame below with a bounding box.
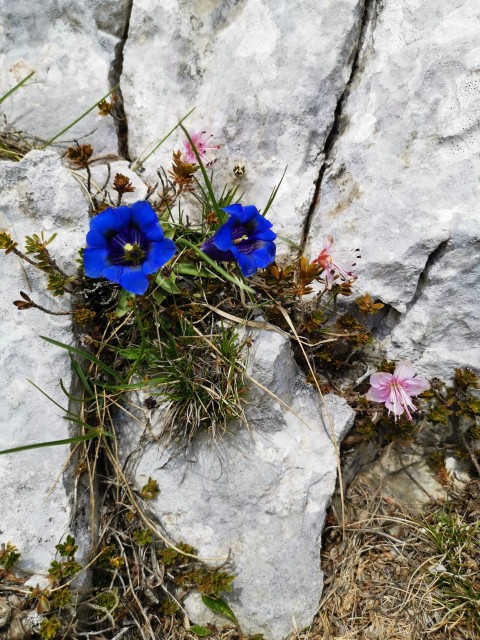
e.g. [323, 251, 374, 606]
[201, 204, 276, 277]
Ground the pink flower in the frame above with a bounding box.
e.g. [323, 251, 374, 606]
[313, 235, 357, 290]
[366, 361, 430, 420]
[183, 131, 220, 165]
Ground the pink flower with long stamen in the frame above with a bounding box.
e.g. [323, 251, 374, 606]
[313, 235, 357, 290]
[183, 131, 220, 165]
[366, 361, 430, 420]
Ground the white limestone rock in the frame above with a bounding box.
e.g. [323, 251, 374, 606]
[0, 150, 89, 573]
[118, 330, 355, 639]
[122, 0, 364, 244]
[388, 212, 480, 379]
[0, 0, 131, 154]
[307, 0, 480, 376]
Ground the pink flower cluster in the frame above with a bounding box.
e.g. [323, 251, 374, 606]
[366, 361, 430, 420]
[183, 131, 220, 165]
[314, 235, 357, 290]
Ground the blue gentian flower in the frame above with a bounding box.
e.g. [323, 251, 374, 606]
[200, 204, 276, 277]
[84, 201, 176, 294]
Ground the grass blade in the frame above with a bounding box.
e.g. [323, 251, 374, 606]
[180, 124, 221, 219]
[0, 71, 35, 106]
[41, 84, 119, 149]
[176, 237, 255, 294]
[262, 165, 287, 217]
[40, 336, 122, 381]
[277, 234, 302, 251]
[70, 355, 95, 396]
[131, 107, 196, 171]
[0, 433, 100, 456]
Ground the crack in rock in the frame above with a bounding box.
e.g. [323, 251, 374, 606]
[300, 0, 380, 254]
[109, 0, 134, 160]
[379, 239, 451, 338]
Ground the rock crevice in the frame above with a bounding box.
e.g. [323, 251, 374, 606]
[300, 0, 379, 253]
[108, 0, 134, 159]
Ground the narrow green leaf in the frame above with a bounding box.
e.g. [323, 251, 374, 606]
[70, 355, 95, 396]
[131, 107, 196, 171]
[41, 84, 119, 149]
[201, 595, 237, 624]
[27, 378, 70, 413]
[155, 272, 181, 294]
[59, 377, 94, 404]
[0, 433, 100, 456]
[174, 263, 215, 278]
[176, 238, 255, 295]
[262, 165, 287, 217]
[40, 336, 122, 381]
[0, 71, 35, 106]
[190, 625, 213, 637]
[122, 306, 146, 384]
[180, 124, 221, 219]
[116, 288, 135, 318]
[277, 234, 302, 251]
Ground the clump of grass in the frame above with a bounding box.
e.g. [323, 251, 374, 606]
[132, 316, 249, 446]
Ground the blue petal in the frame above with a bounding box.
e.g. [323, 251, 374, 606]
[120, 267, 150, 294]
[200, 236, 234, 262]
[235, 251, 257, 277]
[102, 265, 124, 284]
[90, 208, 125, 235]
[241, 205, 261, 222]
[213, 218, 236, 251]
[144, 222, 166, 242]
[222, 204, 244, 221]
[86, 230, 107, 248]
[112, 205, 132, 228]
[142, 239, 177, 275]
[84, 248, 109, 278]
[130, 201, 158, 230]
[255, 228, 276, 242]
[251, 241, 276, 268]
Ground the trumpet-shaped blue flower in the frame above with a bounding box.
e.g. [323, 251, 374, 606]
[84, 201, 176, 294]
[201, 204, 276, 277]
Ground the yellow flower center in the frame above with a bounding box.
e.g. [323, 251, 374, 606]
[233, 234, 249, 245]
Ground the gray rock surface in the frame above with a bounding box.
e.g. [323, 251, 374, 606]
[0, 150, 89, 573]
[118, 330, 355, 639]
[307, 0, 480, 378]
[122, 0, 364, 243]
[0, 0, 131, 153]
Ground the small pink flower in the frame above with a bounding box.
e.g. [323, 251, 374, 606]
[366, 361, 430, 420]
[313, 235, 357, 290]
[183, 131, 220, 165]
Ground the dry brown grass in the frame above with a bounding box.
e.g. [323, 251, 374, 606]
[292, 478, 480, 640]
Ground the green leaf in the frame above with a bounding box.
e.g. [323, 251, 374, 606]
[153, 290, 167, 305]
[174, 263, 216, 278]
[201, 595, 237, 624]
[277, 234, 302, 251]
[155, 272, 181, 294]
[262, 165, 287, 217]
[176, 238, 255, 295]
[0, 432, 101, 456]
[190, 625, 213, 637]
[0, 71, 35, 105]
[180, 124, 221, 219]
[116, 288, 136, 318]
[40, 336, 122, 381]
[41, 84, 120, 149]
[131, 107, 196, 172]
